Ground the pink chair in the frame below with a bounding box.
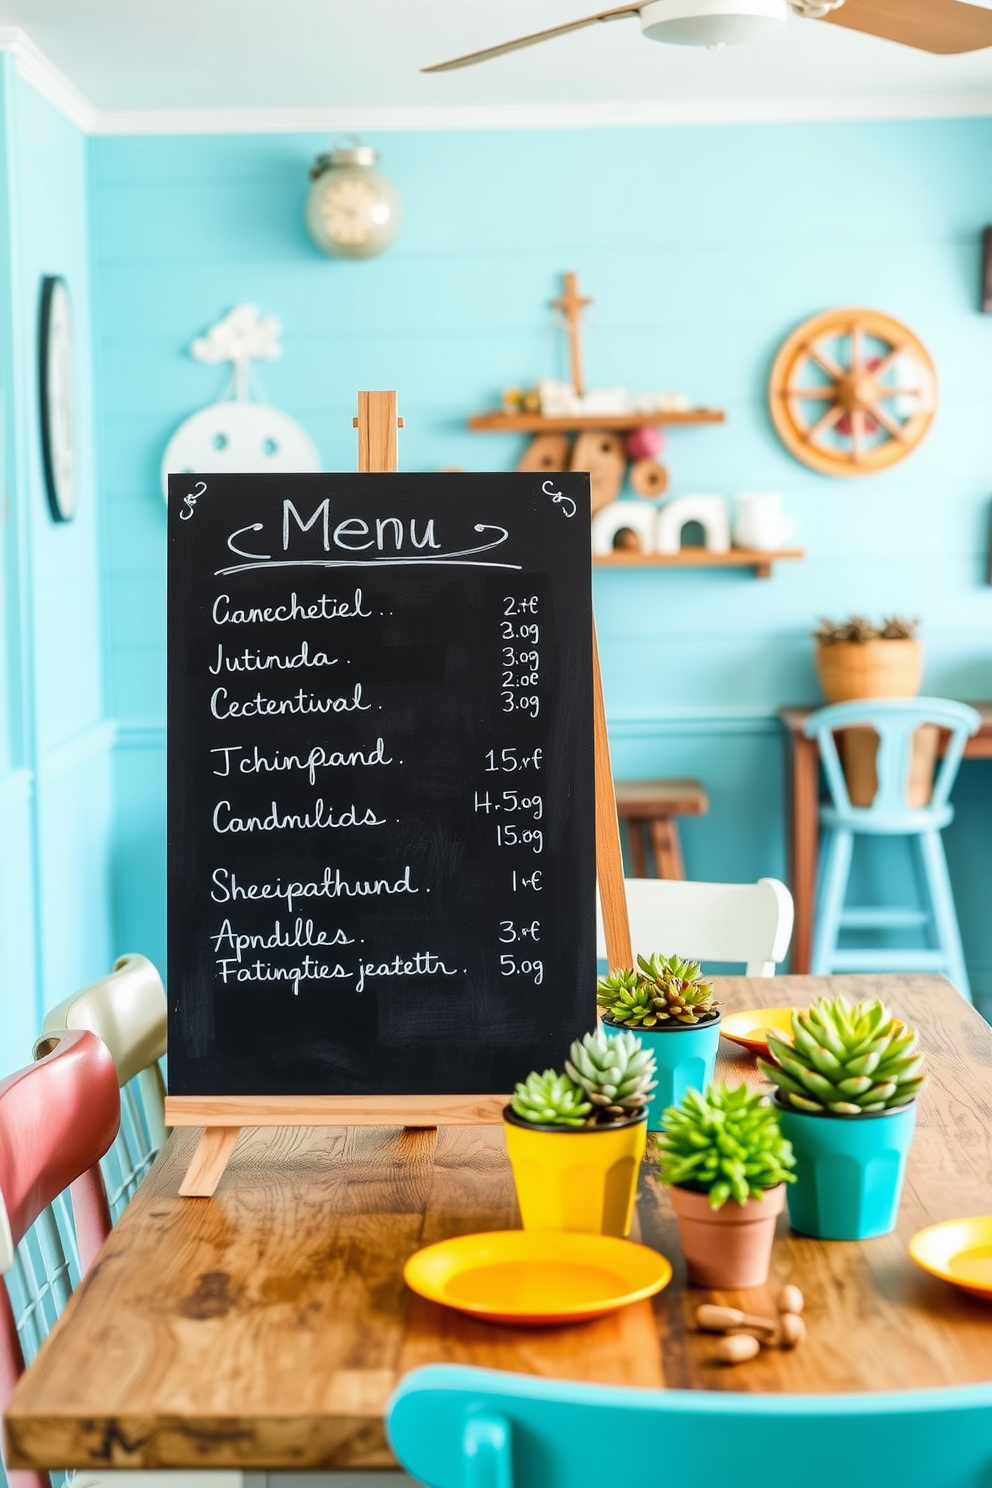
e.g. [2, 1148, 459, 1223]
[0, 1029, 120, 1488]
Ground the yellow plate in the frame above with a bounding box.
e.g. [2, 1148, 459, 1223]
[404, 1229, 672, 1325]
[909, 1217, 992, 1299]
[721, 1006, 797, 1056]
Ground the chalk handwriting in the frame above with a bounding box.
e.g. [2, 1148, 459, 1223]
[355, 952, 459, 995]
[210, 864, 420, 911]
[179, 480, 207, 521]
[211, 738, 392, 784]
[215, 511, 519, 575]
[210, 683, 371, 719]
[212, 589, 372, 626]
[208, 642, 339, 675]
[542, 478, 576, 519]
[212, 799, 387, 833]
[215, 956, 351, 997]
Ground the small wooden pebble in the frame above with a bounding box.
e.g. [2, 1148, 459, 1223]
[715, 1333, 761, 1364]
[778, 1312, 807, 1349]
[778, 1285, 805, 1316]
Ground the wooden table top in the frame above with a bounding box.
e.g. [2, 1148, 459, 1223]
[6, 974, 992, 1474]
[780, 701, 992, 735]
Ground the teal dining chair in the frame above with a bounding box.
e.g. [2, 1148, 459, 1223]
[387, 1364, 992, 1488]
[803, 697, 980, 1000]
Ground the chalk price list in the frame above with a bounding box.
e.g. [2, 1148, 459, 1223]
[473, 593, 546, 987]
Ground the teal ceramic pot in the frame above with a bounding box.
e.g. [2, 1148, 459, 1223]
[776, 1097, 917, 1240]
[603, 1013, 721, 1132]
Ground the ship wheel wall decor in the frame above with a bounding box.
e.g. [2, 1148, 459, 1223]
[769, 308, 936, 478]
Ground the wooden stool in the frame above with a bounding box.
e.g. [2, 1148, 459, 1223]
[614, 778, 709, 880]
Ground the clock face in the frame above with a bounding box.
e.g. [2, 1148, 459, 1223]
[39, 276, 76, 523]
[321, 176, 383, 246]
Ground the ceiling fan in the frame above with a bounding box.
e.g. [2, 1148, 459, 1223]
[422, 0, 992, 68]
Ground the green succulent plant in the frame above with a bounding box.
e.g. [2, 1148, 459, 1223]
[814, 615, 918, 645]
[657, 1083, 796, 1210]
[565, 1028, 658, 1120]
[510, 1069, 592, 1128]
[597, 953, 718, 1028]
[757, 995, 926, 1116]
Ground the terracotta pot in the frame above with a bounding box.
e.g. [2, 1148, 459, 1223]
[815, 638, 923, 703]
[668, 1183, 785, 1288]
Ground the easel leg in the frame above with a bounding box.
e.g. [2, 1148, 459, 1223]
[179, 1127, 241, 1197]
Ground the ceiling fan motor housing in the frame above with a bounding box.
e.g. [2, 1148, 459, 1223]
[639, 0, 788, 45]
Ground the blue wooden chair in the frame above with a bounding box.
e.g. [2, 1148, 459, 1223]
[387, 1364, 992, 1488]
[803, 697, 980, 1000]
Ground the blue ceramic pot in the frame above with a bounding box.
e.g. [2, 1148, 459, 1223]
[776, 1097, 917, 1240]
[603, 1013, 722, 1132]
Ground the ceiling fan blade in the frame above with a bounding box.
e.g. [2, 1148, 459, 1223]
[821, 0, 992, 54]
[421, 6, 641, 72]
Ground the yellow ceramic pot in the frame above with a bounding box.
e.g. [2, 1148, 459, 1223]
[503, 1107, 647, 1237]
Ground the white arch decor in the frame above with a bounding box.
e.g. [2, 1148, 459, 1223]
[591, 500, 658, 556]
[160, 304, 321, 501]
[655, 494, 731, 555]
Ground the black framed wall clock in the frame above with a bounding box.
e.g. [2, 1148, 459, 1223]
[38, 275, 77, 522]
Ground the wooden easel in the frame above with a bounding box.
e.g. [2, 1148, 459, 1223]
[166, 390, 631, 1197]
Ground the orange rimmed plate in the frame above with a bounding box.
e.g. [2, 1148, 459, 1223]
[720, 1006, 796, 1056]
[909, 1217, 992, 1299]
[404, 1229, 672, 1325]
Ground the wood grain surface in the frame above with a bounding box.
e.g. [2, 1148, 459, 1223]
[6, 975, 992, 1473]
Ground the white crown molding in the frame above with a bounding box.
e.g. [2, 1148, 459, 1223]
[0, 26, 96, 131]
[0, 27, 991, 135]
[86, 92, 992, 134]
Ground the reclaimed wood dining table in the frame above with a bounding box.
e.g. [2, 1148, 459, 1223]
[5, 973, 992, 1475]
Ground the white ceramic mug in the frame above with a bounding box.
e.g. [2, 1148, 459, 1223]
[733, 492, 795, 551]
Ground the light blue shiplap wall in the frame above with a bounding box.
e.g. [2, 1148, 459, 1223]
[91, 119, 992, 1003]
[0, 64, 113, 1076]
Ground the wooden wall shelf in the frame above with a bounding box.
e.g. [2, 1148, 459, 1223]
[469, 410, 725, 433]
[593, 546, 804, 579]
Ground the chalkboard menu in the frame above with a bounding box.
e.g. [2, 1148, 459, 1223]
[167, 472, 595, 1097]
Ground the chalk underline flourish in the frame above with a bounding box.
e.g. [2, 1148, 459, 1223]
[216, 556, 523, 576]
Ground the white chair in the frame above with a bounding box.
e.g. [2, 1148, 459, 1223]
[35, 953, 167, 1222]
[597, 877, 794, 976]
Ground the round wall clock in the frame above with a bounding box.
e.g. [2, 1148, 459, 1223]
[769, 308, 936, 478]
[38, 276, 77, 521]
[304, 140, 401, 260]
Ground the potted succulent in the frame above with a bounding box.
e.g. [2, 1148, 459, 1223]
[504, 1028, 657, 1237]
[814, 616, 933, 806]
[757, 995, 925, 1240]
[597, 954, 721, 1129]
[656, 1083, 795, 1288]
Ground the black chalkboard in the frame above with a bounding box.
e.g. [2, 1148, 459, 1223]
[167, 472, 596, 1097]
